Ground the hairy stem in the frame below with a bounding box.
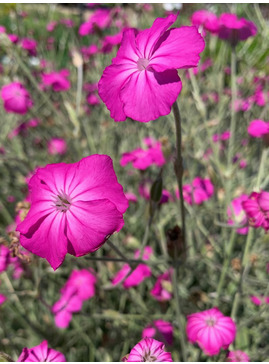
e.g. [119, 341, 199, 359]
[226, 46, 237, 200]
[216, 229, 237, 302]
[172, 101, 186, 252]
[172, 267, 188, 361]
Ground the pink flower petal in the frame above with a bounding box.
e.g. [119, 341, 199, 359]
[136, 14, 177, 59]
[69, 155, 128, 215]
[150, 26, 205, 72]
[98, 63, 137, 121]
[19, 211, 68, 270]
[66, 199, 124, 256]
[121, 69, 182, 123]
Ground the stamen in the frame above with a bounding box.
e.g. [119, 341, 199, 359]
[54, 190, 72, 212]
[137, 58, 150, 71]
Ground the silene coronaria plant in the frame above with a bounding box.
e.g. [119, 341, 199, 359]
[0, 4, 267, 362]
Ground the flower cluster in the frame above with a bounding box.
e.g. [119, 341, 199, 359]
[52, 269, 97, 328]
[227, 194, 249, 234]
[142, 320, 174, 346]
[120, 137, 166, 170]
[176, 177, 214, 205]
[191, 10, 257, 46]
[41, 69, 70, 92]
[150, 268, 173, 301]
[112, 246, 152, 289]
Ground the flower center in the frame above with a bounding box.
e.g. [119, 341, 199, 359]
[54, 191, 72, 212]
[142, 351, 157, 362]
[137, 58, 150, 71]
[205, 317, 216, 327]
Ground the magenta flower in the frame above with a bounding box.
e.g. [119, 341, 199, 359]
[98, 14, 205, 123]
[248, 119, 269, 138]
[242, 191, 269, 231]
[186, 307, 236, 356]
[52, 269, 96, 328]
[17, 155, 128, 270]
[112, 246, 152, 289]
[1, 82, 33, 114]
[81, 44, 99, 60]
[177, 177, 214, 206]
[48, 138, 67, 155]
[212, 130, 231, 143]
[227, 350, 249, 362]
[41, 70, 70, 92]
[0, 293, 7, 305]
[86, 93, 100, 106]
[150, 269, 173, 301]
[66, 269, 97, 301]
[127, 338, 173, 362]
[186, 58, 212, 79]
[250, 295, 269, 306]
[60, 19, 74, 28]
[46, 21, 58, 32]
[191, 10, 219, 35]
[125, 192, 138, 203]
[234, 97, 252, 112]
[218, 13, 257, 46]
[120, 138, 165, 170]
[142, 320, 174, 346]
[21, 38, 37, 56]
[8, 119, 39, 139]
[253, 86, 268, 107]
[227, 194, 249, 234]
[139, 180, 172, 205]
[79, 9, 111, 36]
[8, 34, 19, 43]
[52, 290, 83, 329]
[0, 243, 25, 278]
[18, 340, 65, 362]
[0, 245, 11, 273]
[101, 30, 124, 53]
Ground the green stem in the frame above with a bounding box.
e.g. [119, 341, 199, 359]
[106, 240, 130, 263]
[0, 200, 13, 225]
[254, 148, 268, 191]
[76, 64, 83, 116]
[226, 46, 237, 195]
[85, 256, 152, 265]
[0, 352, 14, 362]
[242, 227, 254, 268]
[172, 268, 188, 361]
[138, 216, 152, 259]
[216, 229, 237, 302]
[172, 101, 186, 251]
